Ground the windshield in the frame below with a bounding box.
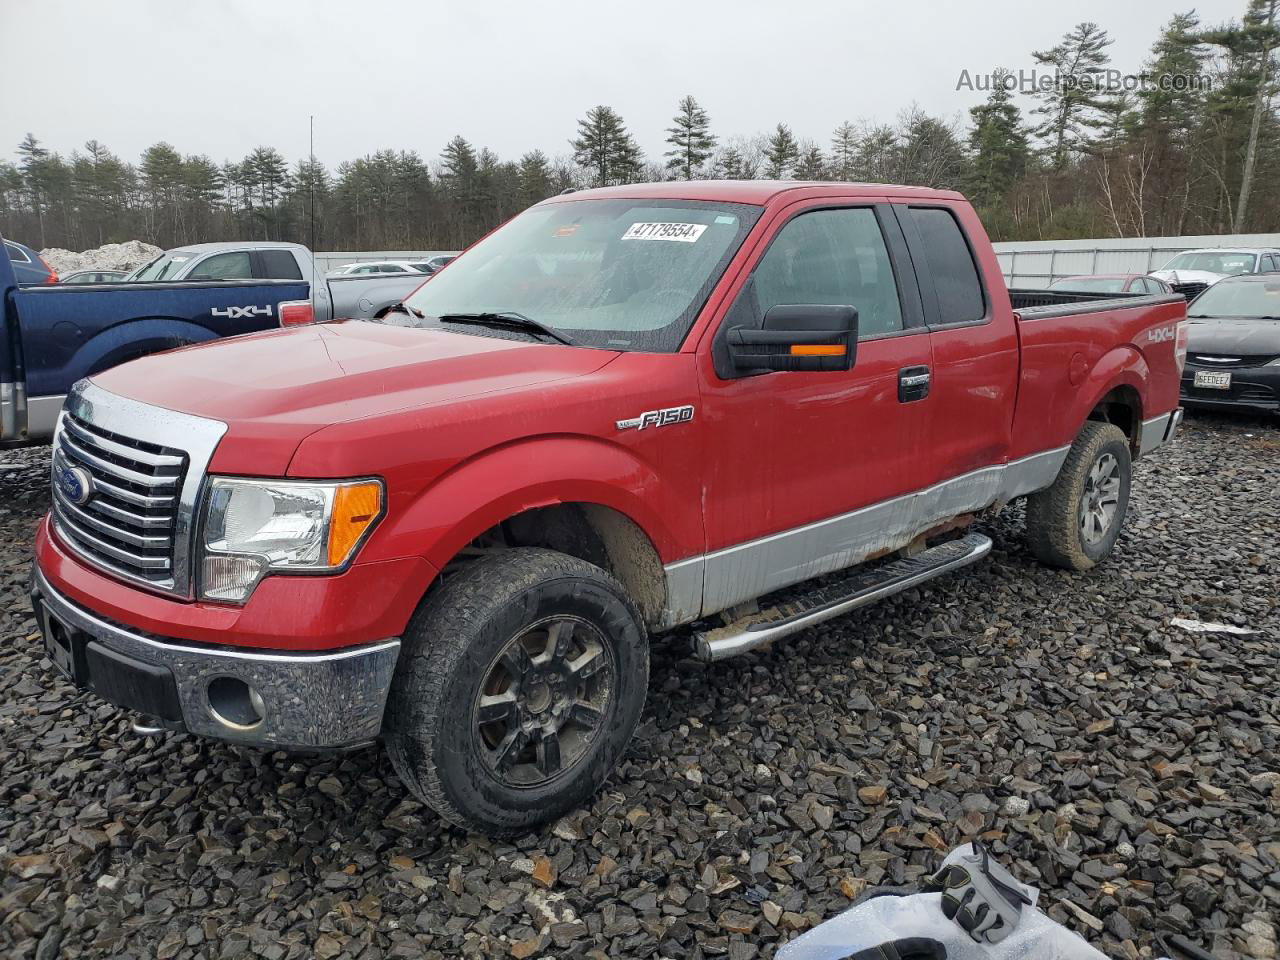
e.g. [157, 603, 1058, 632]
[1187, 280, 1280, 319]
[1161, 251, 1257, 275]
[400, 198, 761, 352]
[1049, 276, 1127, 293]
[131, 251, 195, 281]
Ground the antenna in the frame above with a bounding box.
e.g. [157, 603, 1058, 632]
[309, 115, 316, 252]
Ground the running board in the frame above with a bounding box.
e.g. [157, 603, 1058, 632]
[693, 532, 993, 662]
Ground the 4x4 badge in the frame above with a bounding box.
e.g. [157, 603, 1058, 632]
[616, 405, 695, 431]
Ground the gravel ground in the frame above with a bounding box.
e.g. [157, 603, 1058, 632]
[2, 412, 1278, 960]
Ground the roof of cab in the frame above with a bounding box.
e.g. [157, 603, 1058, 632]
[172, 241, 307, 253]
[540, 179, 966, 206]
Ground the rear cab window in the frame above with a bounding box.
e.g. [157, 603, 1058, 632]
[4, 241, 31, 263]
[902, 206, 986, 326]
[258, 249, 304, 280]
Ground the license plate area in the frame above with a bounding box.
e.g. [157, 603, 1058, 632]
[37, 602, 81, 680]
[1194, 370, 1232, 389]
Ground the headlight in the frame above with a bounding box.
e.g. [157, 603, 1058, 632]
[200, 477, 383, 602]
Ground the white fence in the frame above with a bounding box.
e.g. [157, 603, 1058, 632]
[993, 233, 1280, 288]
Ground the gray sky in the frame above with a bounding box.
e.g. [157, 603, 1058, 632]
[0, 0, 1250, 170]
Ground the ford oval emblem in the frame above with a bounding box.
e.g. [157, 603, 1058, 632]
[57, 465, 95, 505]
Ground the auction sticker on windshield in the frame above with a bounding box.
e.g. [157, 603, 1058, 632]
[622, 222, 707, 243]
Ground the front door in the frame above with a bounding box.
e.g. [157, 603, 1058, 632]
[694, 200, 935, 617]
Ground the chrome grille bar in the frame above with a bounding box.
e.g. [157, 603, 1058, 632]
[61, 416, 185, 469]
[53, 486, 173, 549]
[51, 380, 227, 597]
[59, 431, 180, 487]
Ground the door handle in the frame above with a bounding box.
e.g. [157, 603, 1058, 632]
[899, 366, 931, 403]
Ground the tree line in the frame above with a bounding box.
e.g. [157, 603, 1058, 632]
[2, 0, 1277, 253]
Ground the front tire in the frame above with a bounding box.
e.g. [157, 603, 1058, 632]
[383, 548, 648, 835]
[1025, 421, 1131, 571]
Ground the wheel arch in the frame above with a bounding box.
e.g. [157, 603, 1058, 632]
[372, 436, 690, 631]
[1076, 347, 1149, 457]
[76, 317, 218, 376]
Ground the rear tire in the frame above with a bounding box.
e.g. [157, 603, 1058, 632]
[1025, 421, 1131, 571]
[383, 548, 648, 836]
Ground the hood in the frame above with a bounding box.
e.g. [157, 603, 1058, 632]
[1185, 317, 1280, 356]
[91, 320, 618, 472]
[1150, 269, 1229, 285]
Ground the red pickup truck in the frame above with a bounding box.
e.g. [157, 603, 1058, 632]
[30, 181, 1186, 835]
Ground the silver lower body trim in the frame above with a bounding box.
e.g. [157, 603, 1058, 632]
[662, 445, 1070, 624]
[31, 564, 399, 749]
[1138, 410, 1180, 458]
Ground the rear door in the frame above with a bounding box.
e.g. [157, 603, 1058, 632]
[695, 199, 935, 614]
[893, 202, 1019, 484]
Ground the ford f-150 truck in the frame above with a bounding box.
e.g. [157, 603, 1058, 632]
[25, 181, 1186, 835]
[0, 239, 427, 444]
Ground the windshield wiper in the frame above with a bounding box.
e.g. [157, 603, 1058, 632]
[436, 311, 577, 346]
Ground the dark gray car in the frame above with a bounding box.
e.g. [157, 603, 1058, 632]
[1181, 274, 1280, 415]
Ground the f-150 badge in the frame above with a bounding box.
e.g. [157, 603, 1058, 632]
[212, 305, 273, 319]
[616, 405, 695, 431]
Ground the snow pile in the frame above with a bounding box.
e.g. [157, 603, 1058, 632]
[40, 241, 162, 275]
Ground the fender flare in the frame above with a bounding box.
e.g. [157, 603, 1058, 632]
[73, 317, 218, 377]
[1069, 345, 1148, 442]
[368, 435, 686, 576]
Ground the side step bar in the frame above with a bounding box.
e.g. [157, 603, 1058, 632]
[694, 532, 993, 662]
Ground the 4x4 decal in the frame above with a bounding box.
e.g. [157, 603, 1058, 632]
[212, 305, 273, 320]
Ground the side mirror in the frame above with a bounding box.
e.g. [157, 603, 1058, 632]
[727, 304, 858, 373]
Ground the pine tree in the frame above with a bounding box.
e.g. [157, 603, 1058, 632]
[764, 123, 799, 179]
[1200, 0, 1280, 230]
[1031, 22, 1114, 168]
[16, 133, 50, 247]
[664, 95, 716, 180]
[517, 150, 553, 207]
[965, 70, 1030, 207]
[793, 145, 827, 180]
[830, 122, 858, 180]
[571, 105, 642, 187]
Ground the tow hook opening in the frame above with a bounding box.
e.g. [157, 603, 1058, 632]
[207, 676, 266, 730]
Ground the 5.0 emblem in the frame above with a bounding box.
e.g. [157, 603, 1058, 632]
[616, 405, 695, 431]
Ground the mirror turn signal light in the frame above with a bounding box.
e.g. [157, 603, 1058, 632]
[789, 344, 847, 357]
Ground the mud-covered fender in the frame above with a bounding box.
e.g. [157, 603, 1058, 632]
[365, 435, 691, 576]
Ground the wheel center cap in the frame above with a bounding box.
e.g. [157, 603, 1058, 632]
[524, 682, 553, 714]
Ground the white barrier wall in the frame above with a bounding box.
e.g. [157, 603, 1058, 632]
[992, 233, 1280, 288]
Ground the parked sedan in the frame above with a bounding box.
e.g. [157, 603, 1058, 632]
[3, 238, 57, 284]
[60, 269, 130, 284]
[327, 260, 424, 277]
[1048, 274, 1172, 295]
[1180, 274, 1280, 415]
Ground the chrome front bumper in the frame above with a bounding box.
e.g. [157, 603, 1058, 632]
[30, 564, 400, 749]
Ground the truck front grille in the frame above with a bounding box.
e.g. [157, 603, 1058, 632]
[51, 413, 188, 589]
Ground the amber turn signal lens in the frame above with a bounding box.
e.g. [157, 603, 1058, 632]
[790, 344, 846, 357]
[328, 481, 382, 566]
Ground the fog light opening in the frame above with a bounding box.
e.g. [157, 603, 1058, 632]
[207, 676, 265, 730]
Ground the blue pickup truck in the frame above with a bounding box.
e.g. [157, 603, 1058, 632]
[0, 237, 429, 445]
